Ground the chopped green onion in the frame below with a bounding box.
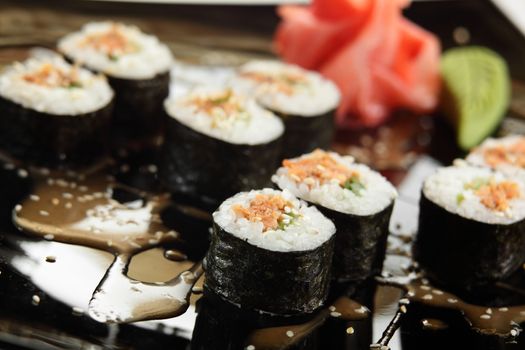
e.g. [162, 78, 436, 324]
[456, 193, 465, 205]
[342, 175, 365, 196]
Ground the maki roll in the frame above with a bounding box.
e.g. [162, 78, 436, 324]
[231, 60, 340, 158]
[0, 55, 113, 166]
[272, 149, 397, 283]
[414, 163, 525, 289]
[467, 135, 525, 179]
[58, 22, 173, 146]
[206, 188, 336, 315]
[159, 87, 284, 208]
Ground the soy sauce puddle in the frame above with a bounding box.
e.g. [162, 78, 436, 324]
[11, 172, 205, 324]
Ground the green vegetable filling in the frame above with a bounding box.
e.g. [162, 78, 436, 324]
[342, 175, 365, 196]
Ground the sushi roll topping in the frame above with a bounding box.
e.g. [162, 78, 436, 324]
[481, 138, 525, 168]
[164, 87, 284, 145]
[272, 150, 397, 215]
[458, 177, 520, 212]
[213, 189, 335, 252]
[231, 60, 340, 116]
[82, 24, 139, 60]
[283, 149, 364, 196]
[189, 89, 249, 128]
[58, 21, 173, 79]
[232, 193, 300, 232]
[239, 70, 308, 95]
[0, 55, 113, 115]
[22, 62, 82, 89]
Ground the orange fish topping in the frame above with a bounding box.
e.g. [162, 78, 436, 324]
[233, 194, 292, 231]
[283, 149, 358, 187]
[240, 70, 307, 95]
[475, 180, 520, 212]
[191, 90, 242, 115]
[23, 63, 80, 88]
[483, 140, 525, 168]
[83, 25, 136, 57]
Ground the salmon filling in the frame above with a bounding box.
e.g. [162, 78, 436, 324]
[482, 140, 525, 168]
[189, 90, 248, 128]
[240, 71, 307, 95]
[460, 177, 520, 212]
[83, 25, 138, 59]
[233, 194, 299, 231]
[23, 63, 81, 88]
[283, 149, 365, 195]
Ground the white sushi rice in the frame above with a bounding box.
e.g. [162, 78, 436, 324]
[164, 87, 284, 145]
[467, 135, 525, 179]
[423, 163, 525, 225]
[230, 60, 340, 117]
[213, 188, 335, 252]
[272, 151, 397, 216]
[58, 21, 173, 80]
[0, 56, 113, 115]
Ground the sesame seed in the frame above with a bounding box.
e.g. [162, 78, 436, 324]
[432, 290, 444, 295]
[45, 256, 56, 263]
[420, 285, 431, 291]
[400, 305, 407, 314]
[32, 295, 40, 305]
[17, 169, 28, 178]
[246, 346, 256, 350]
[65, 202, 72, 209]
[192, 286, 203, 294]
[40, 210, 49, 216]
[355, 306, 370, 314]
[62, 193, 73, 199]
[47, 179, 55, 185]
[286, 330, 294, 338]
[346, 327, 355, 335]
[499, 307, 509, 312]
[328, 306, 336, 312]
[72, 307, 84, 316]
[107, 240, 113, 247]
[147, 164, 158, 173]
[480, 314, 491, 320]
[486, 308, 492, 315]
[44, 234, 54, 240]
[79, 186, 88, 192]
[51, 198, 60, 206]
[30, 195, 40, 201]
[330, 311, 342, 317]
[422, 294, 433, 300]
[399, 298, 410, 305]
[56, 179, 69, 187]
[447, 298, 458, 304]
[15, 204, 22, 212]
[4, 163, 14, 170]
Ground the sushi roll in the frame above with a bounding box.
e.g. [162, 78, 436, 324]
[231, 60, 340, 158]
[159, 87, 284, 207]
[414, 163, 525, 289]
[0, 55, 113, 166]
[58, 22, 173, 145]
[467, 135, 525, 179]
[272, 149, 397, 283]
[206, 188, 336, 315]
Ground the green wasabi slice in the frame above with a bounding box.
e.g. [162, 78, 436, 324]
[440, 46, 511, 150]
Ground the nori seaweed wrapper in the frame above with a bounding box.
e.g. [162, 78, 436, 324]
[271, 109, 335, 159]
[159, 116, 283, 206]
[204, 221, 335, 315]
[0, 95, 112, 167]
[414, 191, 525, 289]
[192, 289, 319, 350]
[315, 203, 394, 283]
[107, 71, 170, 146]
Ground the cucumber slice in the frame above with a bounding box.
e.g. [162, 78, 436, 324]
[440, 46, 510, 150]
